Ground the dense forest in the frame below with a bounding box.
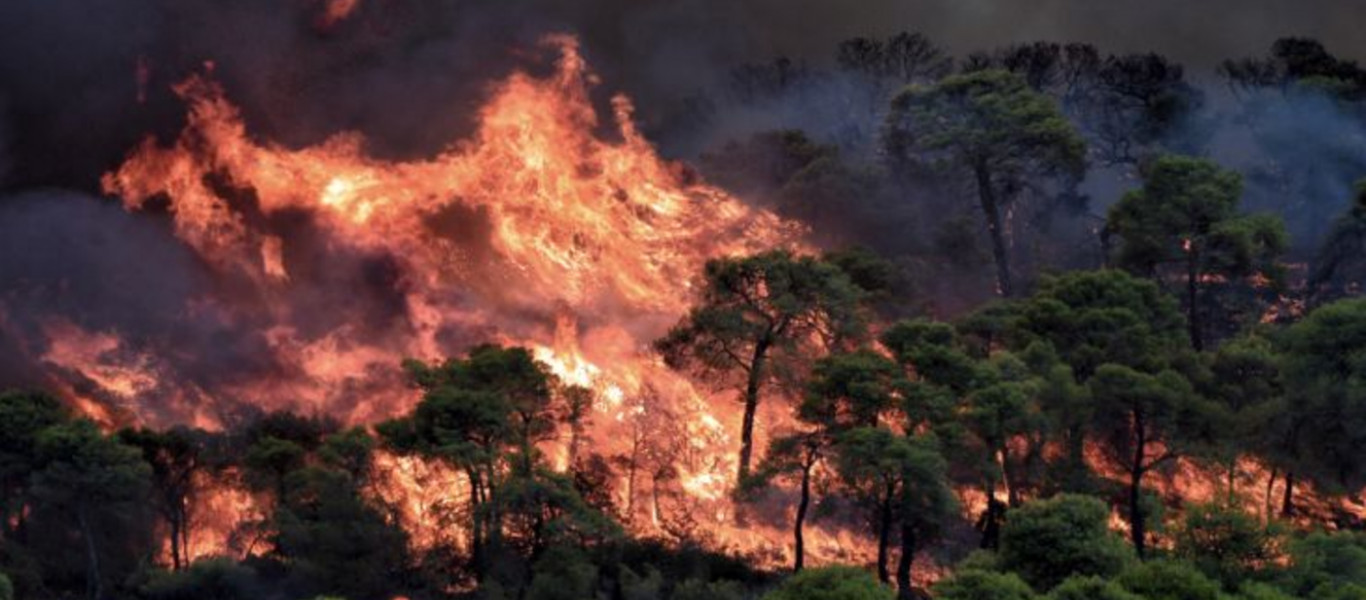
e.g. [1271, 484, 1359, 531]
[4, 6, 1366, 600]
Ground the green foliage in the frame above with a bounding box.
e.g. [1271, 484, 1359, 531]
[1088, 363, 1204, 466]
[243, 436, 306, 494]
[823, 246, 900, 299]
[1017, 270, 1188, 379]
[800, 349, 902, 430]
[1277, 299, 1366, 494]
[656, 249, 868, 480]
[834, 428, 956, 536]
[1282, 531, 1366, 598]
[0, 573, 10, 600]
[778, 157, 885, 240]
[1115, 560, 1221, 600]
[1311, 584, 1366, 600]
[1107, 154, 1287, 348]
[1237, 582, 1298, 600]
[1206, 333, 1284, 475]
[884, 69, 1085, 296]
[377, 345, 612, 584]
[960, 353, 1049, 497]
[0, 390, 66, 522]
[998, 495, 1133, 591]
[1089, 362, 1211, 555]
[1174, 501, 1283, 588]
[319, 426, 376, 480]
[934, 570, 1037, 600]
[621, 565, 664, 600]
[884, 70, 1085, 179]
[31, 419, 150, 511]
[763, 565, 895, 600]
[672, 578, 744, 600]
[139, 558, 262, 600]
[1308, 179, 1366, 300]
[497, 466, 621, 552]
[698, 130, 837, 199]
[656, 251, 868, 381]
[1047, 576, 1140, 600]
[272, 465, 409, 600]
[880, 318, 981, 394]
[525, 545, 598, 600]
[1109, 155, 1246, 274]
[118, 426, 204, 569]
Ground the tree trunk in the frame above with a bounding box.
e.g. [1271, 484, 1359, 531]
[1187, 250, 1203, 351]
[78, 504, 102, 600]
[1001, 446, 1021, 508]
[1226, 458, 1239, 505]
[169, 509, 182, 570]
[467, 469, 486, 580]
[1129, 412, 1148, 558]
[896, 522, 917, 600]
[484, 466, 502, 553]
[1064, 423, 1090, 492]
[567, 423, 581, 469]
[979, 495, 1004, 550]
[876, 483, 894, 583]
[738, 334, 774, 483]
[794, 461, 812, 572]
[1263, 468, 1278, 523]
[1129, 465, 1146, 558]
[1281, 471, 1295, 518]
[975, 164, 1013, 298]
[181, 502, 191, 567]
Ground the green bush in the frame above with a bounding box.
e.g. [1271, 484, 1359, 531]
[763, 566, 895, 600]
[1174, 502, 1283, 587]
[1236, 581, 1297, 600]
[999, 494, 1134, 591]
[934, 570, 1036, 600]
[1116, 560, 1220, 600]
[1309, 583, 1366, 600]
[139, 558, 262, 600]
[525, 546, 598, 600]
[672, 578, 744, 600]
[621, 565, 664, 600]
[1284, 532, 1366, 597]
[1047, 575, 1140, 600]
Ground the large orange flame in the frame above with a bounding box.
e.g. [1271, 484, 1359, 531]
[64, 34, 881, 567]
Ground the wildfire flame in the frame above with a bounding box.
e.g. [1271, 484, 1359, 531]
[32, 33, 871, 566]
[19, 31, 1331, 576]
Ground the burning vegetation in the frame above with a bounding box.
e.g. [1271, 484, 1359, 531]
[2, 5, 1366, 600]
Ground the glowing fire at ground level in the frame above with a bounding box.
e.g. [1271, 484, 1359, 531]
[23, 33, 885, 572]
[14, 32, 1363, 584]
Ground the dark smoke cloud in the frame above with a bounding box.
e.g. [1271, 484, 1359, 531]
[2, 0, 1361, 193]
[0, 0, 1360, 421]
[0, 191, 209, 390]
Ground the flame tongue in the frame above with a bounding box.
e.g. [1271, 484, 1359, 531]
[94, 34, 802, 425]
[27, 33, 842, 564]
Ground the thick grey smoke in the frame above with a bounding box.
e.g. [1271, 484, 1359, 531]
[2, 0, 1361, 190]
[0, 0, 1362, 398]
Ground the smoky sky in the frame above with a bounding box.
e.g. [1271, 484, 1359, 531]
[0, 0, 1361, 193]
[0, 0, 1361, 417]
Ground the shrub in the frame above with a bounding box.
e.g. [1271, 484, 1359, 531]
[139, 558, 263, 600]
[934, 570, 1036, 600]
[763, 566, 895, 600]
[1047, 575, 1140, 600]
[1116, 560, 1221, 600]
[1174, 501, 1283, 587]
[673, 578, 744, 600]
[999, 494, 1134, 591]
